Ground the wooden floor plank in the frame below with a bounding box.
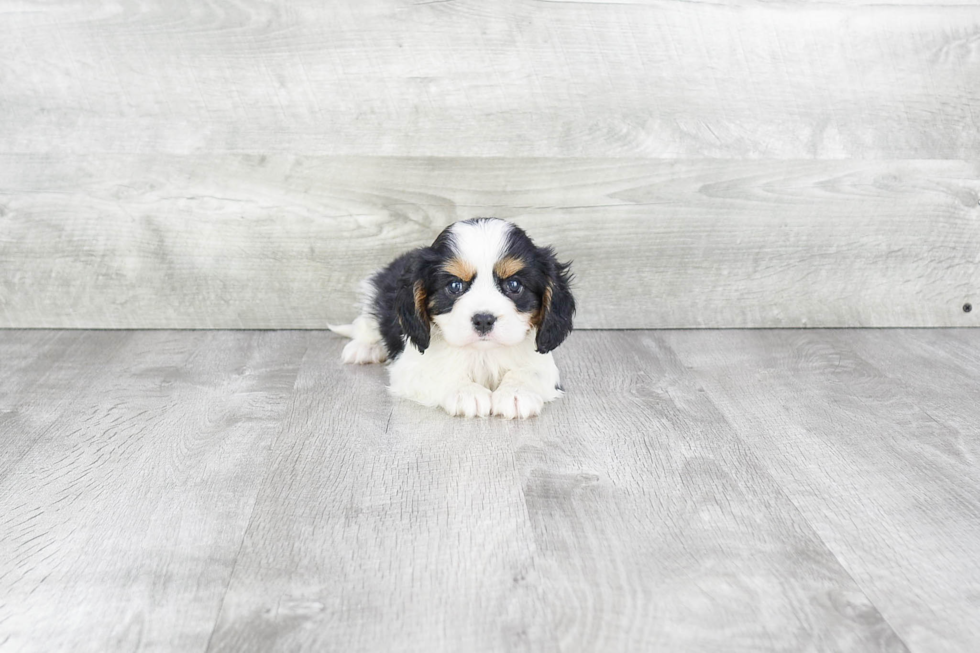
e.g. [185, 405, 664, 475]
[0, 331, 135, 481]
[206, 331, 904, 652]
[4, 329, 977, 651]
[836, 329, 980, 467]
[519, 332, 905, 652]
[0, 330, 308, 652]
[664, 329, 980, 653]
[203, 334, 553, 653]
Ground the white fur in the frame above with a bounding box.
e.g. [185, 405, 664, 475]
[387, 327, 561, 418]
[334, 219, 564, 418]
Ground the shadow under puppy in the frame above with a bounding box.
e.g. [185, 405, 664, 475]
[330, 218, 574, 419]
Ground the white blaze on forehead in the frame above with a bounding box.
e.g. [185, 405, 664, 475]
[449, 219, 512, 280]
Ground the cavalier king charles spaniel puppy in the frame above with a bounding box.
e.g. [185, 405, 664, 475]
[330, 218, 574, 419]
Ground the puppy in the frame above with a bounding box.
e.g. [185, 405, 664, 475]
[330, 218, 574, 418]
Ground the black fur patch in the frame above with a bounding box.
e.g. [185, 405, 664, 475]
[368, 223, 461, 356]
[368, 249, 426, 357]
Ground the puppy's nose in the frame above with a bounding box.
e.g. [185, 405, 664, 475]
[471, 313, 496, 335]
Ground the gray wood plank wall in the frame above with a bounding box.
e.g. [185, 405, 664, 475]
[1, 0, 978, 328]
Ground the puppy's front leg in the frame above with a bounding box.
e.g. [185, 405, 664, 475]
[491, 356, 563, 420]
[388, 347, 493, 417]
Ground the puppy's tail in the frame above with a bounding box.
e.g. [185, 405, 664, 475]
[327, 323, 355, 338]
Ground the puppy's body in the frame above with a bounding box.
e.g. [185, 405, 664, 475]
[387, 328, 562, 419]
[332, 218, 574, 418]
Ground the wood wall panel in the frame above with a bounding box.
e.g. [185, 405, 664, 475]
[1, 0, 978, 158]
[2, 155, 976, 329]
[2, 0, 978, 328]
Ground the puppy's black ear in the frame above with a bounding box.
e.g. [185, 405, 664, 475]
[535, 247, 575, 354]
[395, 253, 431, 354]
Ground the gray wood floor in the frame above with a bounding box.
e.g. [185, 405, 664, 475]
[1, 329, 977, 652]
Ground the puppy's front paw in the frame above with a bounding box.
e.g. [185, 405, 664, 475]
[442, 384, 493, 418]
[491, 386, 544, 420]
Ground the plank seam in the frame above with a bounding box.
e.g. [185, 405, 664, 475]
[694, 396, 914, 650]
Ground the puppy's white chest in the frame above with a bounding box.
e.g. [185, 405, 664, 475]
[464, 350, 508, 391]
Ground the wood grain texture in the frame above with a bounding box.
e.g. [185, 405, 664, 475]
[2, 155, 978, 329]
[0, 332, 131, 480]
[204, 340, 552, 653]
[0, 330, 308, 652]
[204, 330, 904, 652]
[508, 332, 906, 652]
[1, 0, 979, 158]
[665, 329, 980, 653]
[5, 329, 980, 650]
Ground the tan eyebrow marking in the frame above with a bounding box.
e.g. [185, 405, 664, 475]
[494, 256, 525, 279]
[443, 257, 476, 282]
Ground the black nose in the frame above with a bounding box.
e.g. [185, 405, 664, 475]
[471, 313, 496, 335]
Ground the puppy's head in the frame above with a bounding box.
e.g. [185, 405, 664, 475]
[397, 218, 574, 354]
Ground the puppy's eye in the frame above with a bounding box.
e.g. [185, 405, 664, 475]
[447, 279, 464, 295]
[503, 278, 523, 294]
